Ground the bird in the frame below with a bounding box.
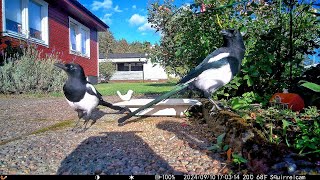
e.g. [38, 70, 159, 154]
[118, 29, 245, 124]
[54, 62, 129, 130]
[117, 89, 134, 101]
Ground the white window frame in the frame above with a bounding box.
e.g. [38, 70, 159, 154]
[69, 17, 90, 58]
[2, 0, 49, 46]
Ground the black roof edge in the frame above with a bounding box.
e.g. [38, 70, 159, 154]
[69, 0, 109, 30]
[99, 53, 147, 59]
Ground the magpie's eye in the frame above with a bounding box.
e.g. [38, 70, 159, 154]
[68, 64, 75, 71]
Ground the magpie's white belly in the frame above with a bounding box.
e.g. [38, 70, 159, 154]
[194, 64, 233, 92]
[66, 92, 99, 114]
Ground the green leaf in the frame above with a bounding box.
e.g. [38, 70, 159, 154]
[223, 145, 229, 151]
[299, 81, 320, 92]
[207, 144, 220, 151]
[232, 153, 248, 164]
[247, 78, 253, 87]
[231, 98, 249, 110]
[282, 120, 292, 130]
[175, 49, 181, 57]
[216, 133, 226, 145]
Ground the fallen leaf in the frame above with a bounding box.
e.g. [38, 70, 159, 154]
[227, 148, 232, 162]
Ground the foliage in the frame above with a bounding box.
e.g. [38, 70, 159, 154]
[99, 61, 116, 82]
[207, 133, 229, 152]
[230, 91, 263, 110]
[98, 31, 151, 54]
[233, 153, 248, 171]
[232, 153, 248, 165]
[98, 30, 115, 55]
[290, 64, 320, 107]
[294, 106, 320, 155]
[299, 81, 320, 93]
[231, 102, 320, 156]
[0, 37, 25, 66]
[147, 0, 320, 102]
[0, 44, 66, 94]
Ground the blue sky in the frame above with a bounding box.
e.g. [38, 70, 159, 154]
[78, 0, 192, 44]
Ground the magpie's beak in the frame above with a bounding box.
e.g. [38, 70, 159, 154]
[220, 30, 229, 36]
[54, 63, 67, 71]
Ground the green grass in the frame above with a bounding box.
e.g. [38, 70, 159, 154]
[95, 82, 177, 96]
[0, 82, 177, 98]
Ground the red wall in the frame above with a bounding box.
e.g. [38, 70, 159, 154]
[0, 1, 99, 77]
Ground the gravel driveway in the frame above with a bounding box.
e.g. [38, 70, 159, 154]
[0, 95, 224, 175]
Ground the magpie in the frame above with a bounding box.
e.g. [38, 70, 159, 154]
[118, 29, 245, 124]
[54, 62, 129, 130]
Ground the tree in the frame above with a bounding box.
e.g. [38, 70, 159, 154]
[99, 31, 150, 54]
[98, 30, 115, 55]
[147, 0, 320, 102]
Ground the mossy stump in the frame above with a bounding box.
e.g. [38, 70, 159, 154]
[189, 100, 289, 166]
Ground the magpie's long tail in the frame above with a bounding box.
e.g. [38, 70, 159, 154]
[99, 100, 126, 111]
[118, 83, 190, 124]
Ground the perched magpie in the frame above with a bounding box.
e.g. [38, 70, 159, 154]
[118, 29, 245, 124]
[54, 62, 129, 130]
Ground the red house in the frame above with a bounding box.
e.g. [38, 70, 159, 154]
[0, 0, 109, 84]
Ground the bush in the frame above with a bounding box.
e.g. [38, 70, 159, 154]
[99, 61, 115, 82]
[0, 45, 66, 94]
[290, 64, 320, 108]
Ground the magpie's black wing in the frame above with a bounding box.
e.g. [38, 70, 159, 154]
[85, 82, 126, 111]
[85, 83, 103, 100]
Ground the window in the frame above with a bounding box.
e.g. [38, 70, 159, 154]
[28, 1, 42, 39]
[69, 17, 90, 58]
[70, 23, 77, 51]
[3, 0, 49, 45]
[5, 0, 22, 33]
[131, 63, 143, 71]
[117, 63, 143, 71]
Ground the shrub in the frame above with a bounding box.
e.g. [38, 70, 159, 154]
[0, 45, 66, 94]
[99, 61, 115, 82]
[290, 64, 320, 108]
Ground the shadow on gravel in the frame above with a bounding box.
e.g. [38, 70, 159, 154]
[57, 131, 183, 175]
[77, 108, 126, 131]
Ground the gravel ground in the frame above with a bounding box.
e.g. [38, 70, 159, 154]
[0, 95, 224, 175]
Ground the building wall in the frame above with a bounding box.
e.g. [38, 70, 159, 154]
[38, 4, 99, 78]
[0, 1, 99, 81]
[110, 71, 144, 81]
[100, 58, 168, 82]
[143, 60, 168, 81]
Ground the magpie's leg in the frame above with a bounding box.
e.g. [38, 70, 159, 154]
[208, 98, 222, 116]
[72, 110, 85, 131]
[83, 119, 97, 131]
[117, 106, 131, 114]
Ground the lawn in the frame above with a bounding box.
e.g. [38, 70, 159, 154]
[95, 82, 176, 96]
[0, 81, 177, 98]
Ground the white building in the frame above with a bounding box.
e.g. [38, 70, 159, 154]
[99, 53, 168, 82]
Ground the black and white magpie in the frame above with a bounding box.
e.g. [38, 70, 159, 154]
[118, 29, 246, 124]
[54, 62, 129, 130]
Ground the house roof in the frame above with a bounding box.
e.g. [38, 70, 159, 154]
[100, 53, 147, 59]
[52, 0, 109, 31]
